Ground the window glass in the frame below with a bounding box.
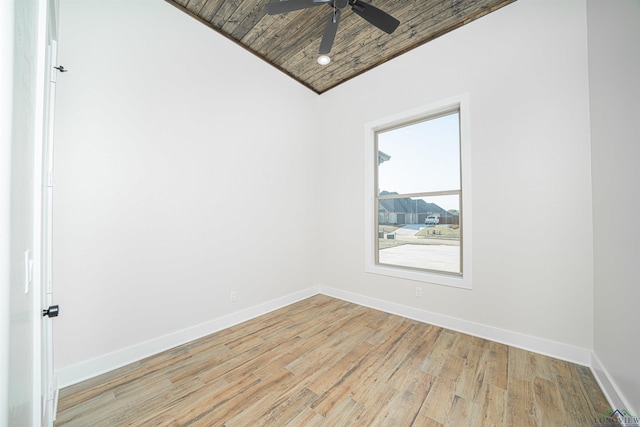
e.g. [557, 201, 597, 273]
[375, 111, 462, 275]
[377, 112, 460, 195]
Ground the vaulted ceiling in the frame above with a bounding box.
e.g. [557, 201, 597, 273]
[166, 0, 517, 94]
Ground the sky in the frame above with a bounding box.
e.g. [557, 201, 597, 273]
[377, 111, 461, 211]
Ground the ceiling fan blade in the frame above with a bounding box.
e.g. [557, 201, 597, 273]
[350, 0, 400, 34]
[265, 0, 329, 15]
[319, 9, 341, 54]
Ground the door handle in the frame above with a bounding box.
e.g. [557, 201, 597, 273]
[42, 305, 59, 318]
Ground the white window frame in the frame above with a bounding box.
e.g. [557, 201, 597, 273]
[364, 94, 472, 289]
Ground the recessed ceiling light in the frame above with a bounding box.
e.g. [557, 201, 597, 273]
[317, 55, 331, 65]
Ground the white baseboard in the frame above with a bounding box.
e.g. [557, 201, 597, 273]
[591, 352, 637, 417]
[321, 287, 637, 416]
[58, 285, 630, 417]
[319, 286, 593, 366]
[56, 286, 320, 389]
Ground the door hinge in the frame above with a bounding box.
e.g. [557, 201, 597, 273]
[51, 65, 67, 83]
[42, 305, 59, 318]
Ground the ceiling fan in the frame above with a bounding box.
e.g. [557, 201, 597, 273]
[264, 0, 400, 55]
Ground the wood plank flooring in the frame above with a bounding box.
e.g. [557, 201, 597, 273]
[55, 295, 612, 426]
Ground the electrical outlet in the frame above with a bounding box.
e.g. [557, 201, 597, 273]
[415, 286, 422, 298]
[230, 291, 237, 302]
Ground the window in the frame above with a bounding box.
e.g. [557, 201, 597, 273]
[364, 95, 472, 288]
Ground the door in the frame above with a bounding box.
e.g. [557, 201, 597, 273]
[40, 2, 60, 424]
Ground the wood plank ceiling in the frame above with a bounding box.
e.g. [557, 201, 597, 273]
[166, 0, 517, 94]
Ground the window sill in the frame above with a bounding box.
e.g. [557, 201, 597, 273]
[364, 263, 472, 289]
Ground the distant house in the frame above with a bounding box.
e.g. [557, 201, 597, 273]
[378, 191, 459, 225]
[378, 150, 391, 165]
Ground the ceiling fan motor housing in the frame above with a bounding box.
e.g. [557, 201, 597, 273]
[265, 0, 400, 55]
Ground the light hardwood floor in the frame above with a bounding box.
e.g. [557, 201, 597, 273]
[55, 295, 612, 426]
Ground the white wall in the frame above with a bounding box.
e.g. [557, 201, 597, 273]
[588, 0, 640, 415]
[53, 1, 319, 372]
[318, 0, 595, 350]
